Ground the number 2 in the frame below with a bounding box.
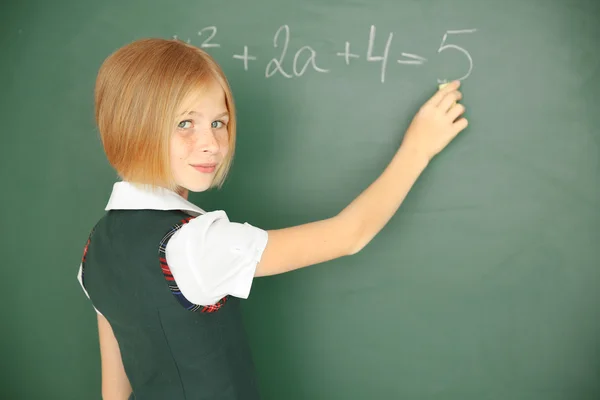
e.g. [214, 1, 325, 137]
[437, 29, 477, 83]
[198, 26, 220, 48]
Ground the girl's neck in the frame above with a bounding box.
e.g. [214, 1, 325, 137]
[177, 188, 189, 200]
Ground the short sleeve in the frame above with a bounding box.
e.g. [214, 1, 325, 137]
[77, 264, 103, 315]
[165, 210, 268, 306]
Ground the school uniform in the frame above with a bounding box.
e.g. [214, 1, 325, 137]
[77, 181, 268, 399]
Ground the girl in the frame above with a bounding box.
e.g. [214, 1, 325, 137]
[77, 38, 467, 400]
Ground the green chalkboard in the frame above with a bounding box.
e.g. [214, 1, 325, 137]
[1, 0, 599, 398]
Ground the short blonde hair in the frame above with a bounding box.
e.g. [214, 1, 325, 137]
[94, 38, 236, 191]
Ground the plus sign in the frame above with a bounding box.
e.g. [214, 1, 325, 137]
[233, 46, 257, 71]
[336, 41, 359, 65]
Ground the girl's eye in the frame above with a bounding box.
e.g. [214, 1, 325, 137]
[178, 120, 193, 129]
[211, 120, 226, 129]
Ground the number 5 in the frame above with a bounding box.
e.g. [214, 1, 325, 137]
[437, 29, 477, 83]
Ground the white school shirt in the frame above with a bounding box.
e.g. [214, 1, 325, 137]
[77, 181, 269, 314]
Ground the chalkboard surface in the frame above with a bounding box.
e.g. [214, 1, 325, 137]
[1, 0, 599, 398]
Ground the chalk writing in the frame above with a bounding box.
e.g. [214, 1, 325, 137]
[366, 25, 393, 83]
[437, 29, 477, 83]
[265, 25, 328, 78]
[198, 26, 220, 48]
[173, 25, 478, 83]
[233, 46, 257, 71]
[336, 41, 359, 65]
[398, 53, 427, 65]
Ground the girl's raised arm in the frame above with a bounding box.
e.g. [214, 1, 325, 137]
[256, 81, 467, 277]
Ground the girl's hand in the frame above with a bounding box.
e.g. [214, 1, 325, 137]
[400, 80, 468, 162]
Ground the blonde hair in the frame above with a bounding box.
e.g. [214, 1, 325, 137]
[94, 38, 236, 191]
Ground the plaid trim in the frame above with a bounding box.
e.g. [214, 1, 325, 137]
[80, 227, 96, 288]
[82, 235, 92, 263]
[159, 216, 229, 313]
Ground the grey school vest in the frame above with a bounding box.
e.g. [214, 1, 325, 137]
[80, 209, 261, 400]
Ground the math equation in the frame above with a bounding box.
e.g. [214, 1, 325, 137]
[173, 25, 478, 84]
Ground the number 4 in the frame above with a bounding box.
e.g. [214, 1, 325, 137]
[437, 29, 477, 83]
[367, 25, 393, 83]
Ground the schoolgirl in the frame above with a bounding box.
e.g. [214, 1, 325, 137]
[77, 38, 467, 399]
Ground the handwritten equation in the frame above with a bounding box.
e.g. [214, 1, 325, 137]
[173, 25, 477, 84]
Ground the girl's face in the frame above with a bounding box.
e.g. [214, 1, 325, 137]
[170, 80, 230, 193]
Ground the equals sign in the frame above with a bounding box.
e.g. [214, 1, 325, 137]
[397, 53, 427, 65]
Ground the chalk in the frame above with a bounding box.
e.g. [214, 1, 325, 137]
[438, 82, 457, 107]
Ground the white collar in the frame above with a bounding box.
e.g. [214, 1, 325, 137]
[105, 181, 206, 216]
